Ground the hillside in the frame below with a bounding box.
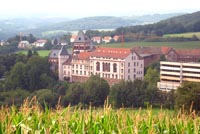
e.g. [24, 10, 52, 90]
[0, 13, 183, 39]
[116, 11, 200, 35]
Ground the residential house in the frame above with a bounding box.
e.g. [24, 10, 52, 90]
[102, 36, 112, 43]
[113, 35, 121, 42]
[70, 35, 77, 43]
[33, 39, 47, 47]
[91, 36, 102, 44]
[18, 41, 30, 49]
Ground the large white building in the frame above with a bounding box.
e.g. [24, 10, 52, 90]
[57, 31, 144, 85]
[157, 61, 200, 91]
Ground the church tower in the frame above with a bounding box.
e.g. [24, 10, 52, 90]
[58, 45, 69, 81]
[73, 30, 92, 54]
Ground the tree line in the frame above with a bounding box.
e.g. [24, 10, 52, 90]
[0, 53, 200, 112]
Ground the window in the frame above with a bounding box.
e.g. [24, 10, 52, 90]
[84, 71, 86, 75]
[134, 68, 136, 72]
[128, 75, 130, 80]
[76, 70, 78, 74]
[121, 75, 123, 79]
[80, 65, 82, 69]
[134, 62, 136, 66]
[64, 71, 66, 75]
[76, 65, 78, 69]
[128, 69, 130, 73]
[96, 62, 100, 71]
[80, 71, 82, 75]
[103, 62, 110, 72]
[128, 62, 130, 67]
[115, 75, 118, 79]
[121, 69, 123, 73]
[79, 37, 81, 40]
[113, 63, 117, 72]
[121, 63, 124, 67]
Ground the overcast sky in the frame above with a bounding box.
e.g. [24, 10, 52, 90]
[0, 0, 199, 18]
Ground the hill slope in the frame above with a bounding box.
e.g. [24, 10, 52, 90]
[0, 13, 183, 39]
[116, 11, 200, 35]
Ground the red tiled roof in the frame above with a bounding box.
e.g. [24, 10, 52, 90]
[113, 35, 120, 41]
[103, 36, 112, 40]
[91, 47, 131, 59]
[71, 35, 77, 39]
[77, 52, 92, 60]
[133, 46, 161, 55]
[92, 36, 101, 40]
[161, 46, 172, 54]
[176, 49, 200, 56]
[35, 39, 47, 43]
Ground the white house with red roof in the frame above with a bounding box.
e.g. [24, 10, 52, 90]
[32, 39, 47, 47]
[113, 35, 121, 42]
[91, 36, 102, 44]
[102, 36, 112, 43]
[70, 35, 77, 43]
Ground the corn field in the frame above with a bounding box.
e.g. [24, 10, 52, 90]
[0, 97, 200, 134]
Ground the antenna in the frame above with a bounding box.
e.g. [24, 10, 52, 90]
[121, 31, 124, 47]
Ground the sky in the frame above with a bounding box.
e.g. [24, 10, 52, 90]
[0, 0, 199, 18]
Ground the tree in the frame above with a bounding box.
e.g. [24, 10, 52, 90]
[110, 80, 147, 108]
[27, 49, 33, 58]
[5, 62, 28, 90]
[175, 82, 200, 112]
[84, 75, 110, 106]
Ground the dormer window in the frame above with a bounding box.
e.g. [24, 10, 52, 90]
[79, 37, 81, 40]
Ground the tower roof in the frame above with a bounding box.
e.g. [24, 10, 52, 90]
[60, 45, 68, 55]
[74, 30, 90, 43]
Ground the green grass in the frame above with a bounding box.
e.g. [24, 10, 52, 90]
[18, 50, 50, 57]
[0, 98, 199, 133]
[164, 32, 200, 39]
[101, 41, 200, 49]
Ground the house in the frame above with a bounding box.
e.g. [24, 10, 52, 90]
[0, 40, 9, 46]
[113, 35, 121, 42]
[33, 39, 47, 47]
[157, 61, 200, 91]
[70, 35, 77, 43]
[91, 36, 101, 44]
[165, 48, 200, 62]
[55, 31, 144, 85]
[102, 36, 112, 43]
[18, 41, 30, 49]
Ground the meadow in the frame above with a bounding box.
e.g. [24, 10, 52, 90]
[164, 32, 200, 39]
[18, 50, 50, 57]
[0, 98, 200, 134]
[102, 41, 200, 50]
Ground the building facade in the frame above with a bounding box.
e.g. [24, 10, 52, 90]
[51, 30, 144, 85]
[157, 61, 200, 91]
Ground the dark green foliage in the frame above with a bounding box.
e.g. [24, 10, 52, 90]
[84, 75, 110, 106]
[175, 82, 200, 112]
[4, 56, 56, 91]
[0, 89, 30, 106]
[110, 80, 147, 108]
[63, 75, 110, 107]
[27, 49, 33, 58]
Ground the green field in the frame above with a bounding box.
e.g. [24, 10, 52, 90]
[164, 32, 200, 39]
[101, 41, 200, 49]
[0, 99, 199, 133]
[18, 50, 50, 57]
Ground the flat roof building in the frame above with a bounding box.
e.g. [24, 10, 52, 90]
[157, 61, 200, 91]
